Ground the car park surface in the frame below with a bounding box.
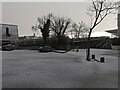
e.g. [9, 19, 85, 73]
[2, 49, 118, 88]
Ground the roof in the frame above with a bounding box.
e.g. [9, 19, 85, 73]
[105, 29, 118, 35]
[0, 23, 18, 26]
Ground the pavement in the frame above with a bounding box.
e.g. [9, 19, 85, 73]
[2, 49, 118, 88]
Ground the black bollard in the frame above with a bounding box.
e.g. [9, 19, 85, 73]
[76, 49, 79, 52]
[91, 54, 95, 59]
[100, 57, 105, 63]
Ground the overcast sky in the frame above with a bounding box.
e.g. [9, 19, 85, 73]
[2, 2, 117, 37]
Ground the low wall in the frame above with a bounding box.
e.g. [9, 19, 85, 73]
[112, 45, 120, 50]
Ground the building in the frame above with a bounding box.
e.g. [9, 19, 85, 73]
[105, 13, 120, 38]
[0, 24, 19, 44]
[106, 29, 118, 38]
[118, 2, 120, 37]
[106, 2, 120, 38]
[105, 3, 120, 50]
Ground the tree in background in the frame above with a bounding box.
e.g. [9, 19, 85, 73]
[86, 0, 118, 61]
[71, 21, 89, 39]
[31, 24, 38, 37]
[32, 13, 71, 50]
[37, 13, 53, 44]
[50, 16, 71, 41]
[48, 15, 71, 50]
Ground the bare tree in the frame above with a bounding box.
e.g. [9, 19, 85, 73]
[31, 25, 38, 44]
[69, 28, 74, 39]
[31, 24, 38, 36]
[37, 13, 53, 44]
[86, 0, 118, 61]
[71, 21, 89, 39]
[51, 16, 71, 41]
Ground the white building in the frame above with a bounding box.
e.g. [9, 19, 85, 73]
[0, 24, 19, 43]
[106, 2, 120, 38]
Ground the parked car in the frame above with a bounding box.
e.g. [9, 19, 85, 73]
[2, 40, 14, 51]
[39, 45, 53, 52]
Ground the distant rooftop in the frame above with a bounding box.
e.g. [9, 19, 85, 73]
[0, 23, 18, 26]
[105, 29, 118, 35]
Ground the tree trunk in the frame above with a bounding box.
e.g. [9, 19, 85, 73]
[86, 38, 90, 61]
[57, 34, 61, 42]
[43, 37, 47, 45]
[86, 28, 92, 61]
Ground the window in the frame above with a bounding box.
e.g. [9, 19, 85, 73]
[6, 27, 10, 37]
